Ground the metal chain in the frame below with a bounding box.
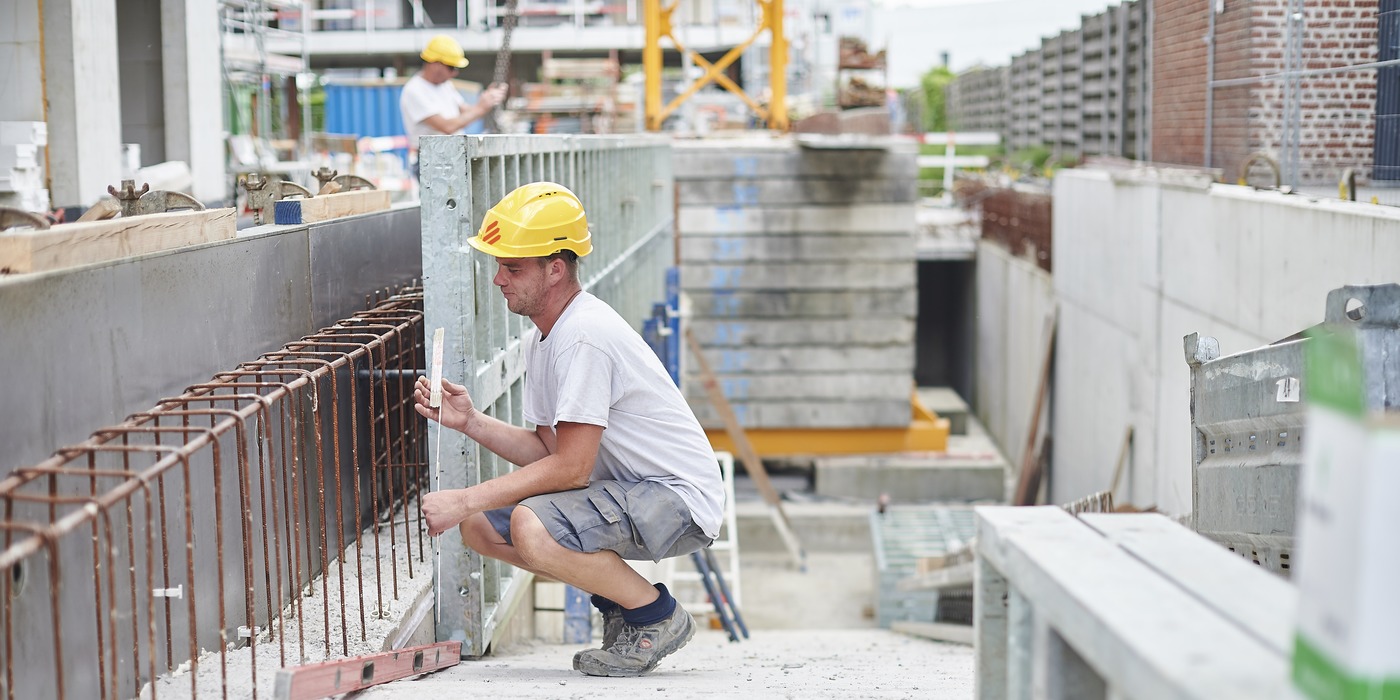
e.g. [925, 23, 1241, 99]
[485, 0, 520, 132]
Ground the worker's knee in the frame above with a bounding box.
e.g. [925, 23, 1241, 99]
[509, 506, 558, 567]
[460, 512, 498, 551]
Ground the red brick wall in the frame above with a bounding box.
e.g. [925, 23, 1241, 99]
[1245, 0, 1377, 185]
[1155, 0, 1379, 184]
[1152, 0, 1211, 165]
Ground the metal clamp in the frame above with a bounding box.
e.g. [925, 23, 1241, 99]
[0, 207, 50, 231]
[313, 166, 377, 194]
[107, 179, 206, 218]
[240, 172, 314, 225]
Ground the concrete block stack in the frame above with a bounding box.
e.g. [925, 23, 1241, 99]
[0, 121, 48, 213]
[674, 137, 919, 430]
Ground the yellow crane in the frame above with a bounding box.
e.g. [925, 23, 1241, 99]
[642, 0, 789, 131]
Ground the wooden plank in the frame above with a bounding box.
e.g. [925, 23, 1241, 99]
[0, 208, 235, 274]
[891, 620, 974, 645]
[1012, 306, 1057, 506]
[685, 327, 806, 570]
[273, 189, 391, 225]
[976, 506, 1290, 700]
[1079, 513, 1299, 656]
[273, 641, 461, 699]
[897, 560, 975, 592]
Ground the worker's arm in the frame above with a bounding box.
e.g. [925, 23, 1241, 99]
[419, 83, 509, 134]
[420, 421, 603, 536]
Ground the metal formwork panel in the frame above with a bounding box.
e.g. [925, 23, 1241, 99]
[417, 134, 674, 656]
[870, 506, 977, 628]
[1187, 284, 1400, 577]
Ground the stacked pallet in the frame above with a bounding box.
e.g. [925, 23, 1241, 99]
[674, 137, 918, 430]
[0, 121, 47, 212]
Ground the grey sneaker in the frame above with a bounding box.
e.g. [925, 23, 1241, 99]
[574, 606, 696, 677]
[572, 605, 625, 670]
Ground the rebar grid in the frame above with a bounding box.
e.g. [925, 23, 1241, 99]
[0, 287, 429, 700]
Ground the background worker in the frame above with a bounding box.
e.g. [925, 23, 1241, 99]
[414, 181, 724, 678]
[400, 34, 509, 174]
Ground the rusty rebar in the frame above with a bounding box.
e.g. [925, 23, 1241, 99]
[0, 288, 425, 699]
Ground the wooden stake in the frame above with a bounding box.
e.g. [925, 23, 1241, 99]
[1012, 306, 1057, 506]
[685, 327, 806, 570]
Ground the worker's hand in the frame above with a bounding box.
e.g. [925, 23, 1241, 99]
[414, 376, 476, 433]
[421, 489, 474, 537]
[480, 82, 509, 109]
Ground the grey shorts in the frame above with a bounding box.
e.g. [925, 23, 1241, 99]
[485, 480, 712, 563]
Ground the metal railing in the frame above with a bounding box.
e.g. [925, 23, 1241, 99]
[418, 134, 675, 656]
[0, 288, 427, 699]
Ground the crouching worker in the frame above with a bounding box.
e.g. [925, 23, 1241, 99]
[414, 182, 724, 677]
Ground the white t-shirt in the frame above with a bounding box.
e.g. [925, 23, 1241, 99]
[523, 292, 724, 539]
[399, 73, 466, 141]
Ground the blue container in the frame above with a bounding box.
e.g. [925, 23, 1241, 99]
[323, 81, 487, 167]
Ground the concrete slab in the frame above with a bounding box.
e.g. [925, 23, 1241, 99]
[814, 453, 1006, 503]
[356, 629, 974, 698]
[678, 203, 915, 235]
[683, 261, 915, 290]
[685, 289, 917, 319]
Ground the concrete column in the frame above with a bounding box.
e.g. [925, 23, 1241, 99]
[163, 0, 228, 204]
[43, 0, 123, 208]
[0, 2, 45, 122]
[975, 557, 1009, 700]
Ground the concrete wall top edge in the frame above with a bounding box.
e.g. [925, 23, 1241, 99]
[1209, 184, 1400, 221]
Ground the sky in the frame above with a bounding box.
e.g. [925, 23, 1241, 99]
[866, 0, 1127, 87]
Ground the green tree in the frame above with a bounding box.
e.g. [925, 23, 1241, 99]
[920, 65, 954, 133]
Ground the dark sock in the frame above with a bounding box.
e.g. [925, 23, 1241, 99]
[591, 595, 620, 614]
[621, 583, 676, 627]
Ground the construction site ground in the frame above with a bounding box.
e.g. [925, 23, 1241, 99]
[359, 628, 973, 698]
[362, 403, 999, 698]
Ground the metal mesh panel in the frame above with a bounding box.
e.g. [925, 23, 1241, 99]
[418, 134, 675, 656]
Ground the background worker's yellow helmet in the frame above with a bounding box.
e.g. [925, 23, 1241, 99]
[468, 182, 593, 259]
[420, 35, 469, 68]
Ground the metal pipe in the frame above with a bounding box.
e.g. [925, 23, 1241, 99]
[1204, 0, 1217, 169]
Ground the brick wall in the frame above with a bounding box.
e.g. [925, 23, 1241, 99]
[1157, 0, 1379, 185]
[1152, 0, 1211, 165]
[1246, 0, 1378, 185]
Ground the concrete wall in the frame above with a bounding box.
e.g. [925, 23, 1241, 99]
[1050, 166, 1400, 515]
[0, 206, 423, 475]
[973, 240, 1054, 482]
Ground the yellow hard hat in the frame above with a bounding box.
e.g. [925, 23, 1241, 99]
[468, 182, 593, 259]
[420, 34, 468, 68]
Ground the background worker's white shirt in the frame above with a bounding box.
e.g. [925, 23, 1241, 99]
[523, 293, 725, 539]
[399, 73, 466, 141]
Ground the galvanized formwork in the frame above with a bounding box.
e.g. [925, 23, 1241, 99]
[870, 505, 977, 628]
[418, 134, 675, 656]
[1186, 284, 1400, 576]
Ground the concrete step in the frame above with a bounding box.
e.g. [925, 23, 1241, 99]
[814, 453, 1006, 503]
